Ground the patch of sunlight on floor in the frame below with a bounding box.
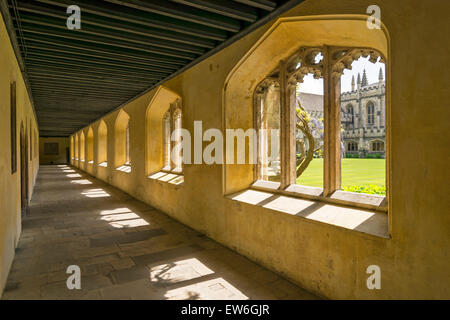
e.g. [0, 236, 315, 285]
[81, 188, 111, 198]
[98, 161, 108, 167]
[116, 165, 131, 173]
[100, 212, 140, 222]
[109, 218, 150, 229]
[150, 258, 214, 287]
[66, 173, 82, 178]
[62, 169, 76, 173]
[99, 208, 133, 216]
[164, 277, 249, 300]
[88, 160, 94, 164]
[71, 179, 93, 185]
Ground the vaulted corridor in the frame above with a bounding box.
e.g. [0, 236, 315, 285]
[2, 165, 318, 300]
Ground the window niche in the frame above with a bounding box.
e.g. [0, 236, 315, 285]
[97, 120, 108, 167]
[254, 78, 281, 182]
[253, 45, 387, 209]
[114, 110, 131, 172]
[79, 131, 85, 162]
[87, 127, 94, 164]
[146, 86, 184, 185]
[74, 134, 79, 160]
[162, 100, 183, 174]
[70, 136, 74, 160]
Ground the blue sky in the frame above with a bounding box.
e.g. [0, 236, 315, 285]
[297, 56, 386, 95]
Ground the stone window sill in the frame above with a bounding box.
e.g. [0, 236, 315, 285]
[148, 171, 184, 186]
[251, 180, 387, 212]
[228, 189, 389, 239]
[116, 164, 131, 173]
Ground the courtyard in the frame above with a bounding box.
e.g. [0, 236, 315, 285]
[298, 159, 386, 194]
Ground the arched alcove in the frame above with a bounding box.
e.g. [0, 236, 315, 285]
[79, 131, 85, 161]
[145, 86, 182, 175]
[74, 134, 79, 160]
[114, 110, 131, 168]
[223, 15, 389, 195]
[97, 120, 108, 166]
[87, 127, 94, 163]
[70, 136, 74, 160]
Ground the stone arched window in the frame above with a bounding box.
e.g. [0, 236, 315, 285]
[371, 140, 384, 152]
[74, 134, 79, 160]
[145, 86, 183, 179]
[253, 45, 386, 198]
[255, 78, 281, 181]
[172, 106, 183, 172]
[367, 101, 375, 125]
[126, 122, 130, 165]
[79, 131, 85, 161]
[97, 120, 108, 166]
[114, 110, 131, 170]
[162, 111, 171, 170]
[346, 104, 354, 129]
[347, 141, 358, 151]
[87, 127, 94, 163]
[70, 136, 74, 160]
[161, 99, 183, 173]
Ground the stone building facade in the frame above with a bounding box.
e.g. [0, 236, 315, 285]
[297, 68, 386, 159]
[341, 68, 386, 157]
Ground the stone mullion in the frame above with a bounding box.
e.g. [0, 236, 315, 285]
[279, 60, 296, 189]
[324, 46, 341, 195]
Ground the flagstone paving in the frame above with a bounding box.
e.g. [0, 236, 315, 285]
[2, 165, 319, 300]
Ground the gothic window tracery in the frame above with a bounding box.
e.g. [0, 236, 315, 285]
[162, 99, 183, 173]
[254, 45, 386, 197]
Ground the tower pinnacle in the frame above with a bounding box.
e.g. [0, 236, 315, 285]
[361, 69, 368, 87]
[378, 67, 384, 82]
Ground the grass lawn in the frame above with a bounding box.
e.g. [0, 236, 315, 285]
[296, 158, 386, 188]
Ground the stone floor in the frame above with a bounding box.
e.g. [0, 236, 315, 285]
[2, 165, 318, 300]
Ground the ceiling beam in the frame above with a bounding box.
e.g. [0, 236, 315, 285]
[24, 55, 169, 77]
[21, 23, 200, 59]
[23, 49, 175, 74]
[35, 0, 228, 41]
[27, 65, 162, 82]
[23, 33, 189, 66]
[104, 0, 241, 32]
[15, 1, 216, 48]
[28, 74, 152, 89]
[171, 0, 258, 22]
[232, 0, 276, 11]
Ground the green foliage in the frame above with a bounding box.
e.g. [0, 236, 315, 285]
[342, 184, 386, 195]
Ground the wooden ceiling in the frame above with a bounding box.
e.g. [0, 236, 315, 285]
[3, 0, 304, 136]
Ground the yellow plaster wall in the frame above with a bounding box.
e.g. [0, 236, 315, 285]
[0, 14, 39, 296]
[71, 0, 450, 299]
[39, 137, 70, 165]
